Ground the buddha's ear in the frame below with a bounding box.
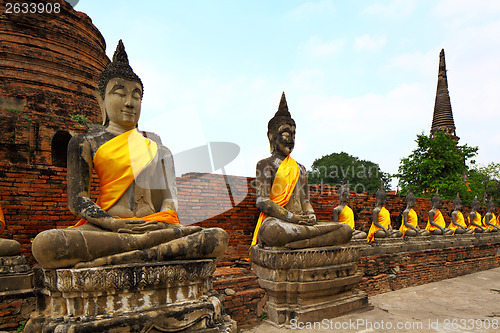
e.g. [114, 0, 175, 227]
[96, 89, 108, 126]
[267, 132, 275, 154]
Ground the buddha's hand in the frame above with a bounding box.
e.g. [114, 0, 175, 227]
[104, 218, 166, 234]
[291, 213, 317, 226]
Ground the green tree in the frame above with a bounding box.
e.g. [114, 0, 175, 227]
[396, 131, 478, 201]
[468, 163, 500, 206]
[308, 152, 390, 193]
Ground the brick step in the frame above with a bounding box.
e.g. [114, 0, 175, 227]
[213, 266, 260, 292]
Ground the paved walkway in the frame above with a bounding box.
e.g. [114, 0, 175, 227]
[242, 267, 500, 332]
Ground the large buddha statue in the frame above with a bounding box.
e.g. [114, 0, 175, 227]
[399, 190, 430, 237]
[425, 190, 453, 235]
[332, 181, 367, 239]
[483, 198, 499, 232]
[469, 195, 489, 233]
[448, 193, 473, 234]
[250, 93, 352, 249]
[31, 40, 228, 269]
[0, 204, 21, 256]
[367, 183, 402, 243]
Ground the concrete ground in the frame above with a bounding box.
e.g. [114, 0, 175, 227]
[242, 267, 500, 333]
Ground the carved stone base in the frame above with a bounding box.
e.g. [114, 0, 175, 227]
[251, 245, 369, 327]
[0, 255, 33, 293]
[25, 260, 236, 332]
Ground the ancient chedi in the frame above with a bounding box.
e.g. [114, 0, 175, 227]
[0, 0, 109, 256]
[250, 93, 367, 327]
[430, 49, 459, 141]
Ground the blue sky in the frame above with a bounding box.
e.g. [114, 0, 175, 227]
[75, 0, 500, 188]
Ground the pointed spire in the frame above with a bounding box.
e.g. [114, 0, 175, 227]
[431, 49, 458, 141]
[267, 91, 295, 134]
[276, 92, 291, 118]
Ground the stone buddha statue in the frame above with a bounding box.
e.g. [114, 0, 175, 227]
[31, 40, 228, 269]
[399, 190, 430, 237]
[250, 92, 352, 249]
[469, 195, 489, 233]
[425, 190, 453, 235]
[332, 181, 367, 239]
[0, 204, 21, 256]
[367, 183, 402, 243]
[483, 198, 499, 232]
[448, 193, 473, 234]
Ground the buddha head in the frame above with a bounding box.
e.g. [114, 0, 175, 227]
[267, 92, 296, 156]
[431, 189, 442, 209]
[471, 195, 480, 211]
[453, 193, 462, 211]
[487, 197, 495, 213]
[98, 40, 144, 128]
[406, 190, 416, 208]
[375, 181, 386, 205]
[338, 178, 350, 204]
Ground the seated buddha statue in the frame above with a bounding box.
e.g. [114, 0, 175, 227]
[425, 190, 453, 235]
[483, 198, 500, 232]
[399, 190, 430, 237]
[367, 183, 402, 243]
[332, 181, 367, 239]
[448, 193, 473, 234]
[469, 195, 489, 233]
[31, 40, 228, 269]
[250, 92, 352, 249]
[0, 204, 21, 256]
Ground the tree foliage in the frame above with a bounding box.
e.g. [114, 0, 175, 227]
[396, 131, 479, 202]
[468, 163, 500, 206]
[308, 152, 390, 193]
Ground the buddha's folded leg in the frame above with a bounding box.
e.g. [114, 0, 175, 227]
[284, 223, 352, 248]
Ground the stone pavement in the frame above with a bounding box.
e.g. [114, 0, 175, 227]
[242, 267, 500, 333]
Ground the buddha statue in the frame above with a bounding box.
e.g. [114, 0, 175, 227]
[425, 190, 453, 235]
[483, 198, 500, 232]
[31, 40, 228, 269]
[332, 181, 367, 239]
[367, 182, 402, 243]
[250, 92, 352, 249]
[0, 204, 21, 256]
[469, 195, 489, 233]
[399, 190, 430, 237]
[448, 193, 473, 234]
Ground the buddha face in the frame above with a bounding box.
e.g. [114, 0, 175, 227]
[274, 123, 295, 157]
[103, 78, 142, 129]
[454, 201, 462, 211]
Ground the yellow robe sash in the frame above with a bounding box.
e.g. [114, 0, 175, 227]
[425, 209, 445, 231]
[470, 212, 482, 230]
[0, 204, 5, 234]
[338, 205, 355, 229]
[448, 211, 467, 231]
[74, 129, 179, 227]
[367, 207, 391, 243]
[483, 213, 497, 230]
[250, 156, 300, 247]
[400, 208, 418, 236]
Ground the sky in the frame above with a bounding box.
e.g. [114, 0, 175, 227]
[74, 0, 500, 188]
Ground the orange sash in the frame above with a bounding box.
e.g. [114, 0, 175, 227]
[0, 204, 5, 234]
[73, 129, 179, 227]
[483, 213, 497, 230]
[367, 207, 391, 243]
[448, 211, 467, 231]
[250, 156, 300, 247]
[339, 205, 355, 229]
[470, 212, 482, 230]
[425, 209, 445, 231]
[400, 208, 418, 236]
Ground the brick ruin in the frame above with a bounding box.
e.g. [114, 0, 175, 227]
[1, 1, 499, 330]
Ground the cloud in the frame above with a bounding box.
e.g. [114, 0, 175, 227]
[383, 50, 437, 77]
[431, 0, 500, 28]
[361, 0, 417, 18]
[354, 34, 387, 51]
[299, 36, 346, 58]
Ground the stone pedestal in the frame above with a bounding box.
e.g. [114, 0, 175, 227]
[251, 245, 369, 327]
[25, 259, 236, 333]
[0, 255, 33, 293]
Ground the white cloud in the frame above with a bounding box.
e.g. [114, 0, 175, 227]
[299, 36, 346, 58]
[431, 0, 500, 28]
[354, 34, 387, 51]
[361, 0, 417, 18]
[383, 50, 437, 77]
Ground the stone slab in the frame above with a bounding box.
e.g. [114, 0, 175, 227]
[0, 272, 33, 293]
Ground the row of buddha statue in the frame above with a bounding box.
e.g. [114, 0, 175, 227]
[1, 40, 496, 269]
